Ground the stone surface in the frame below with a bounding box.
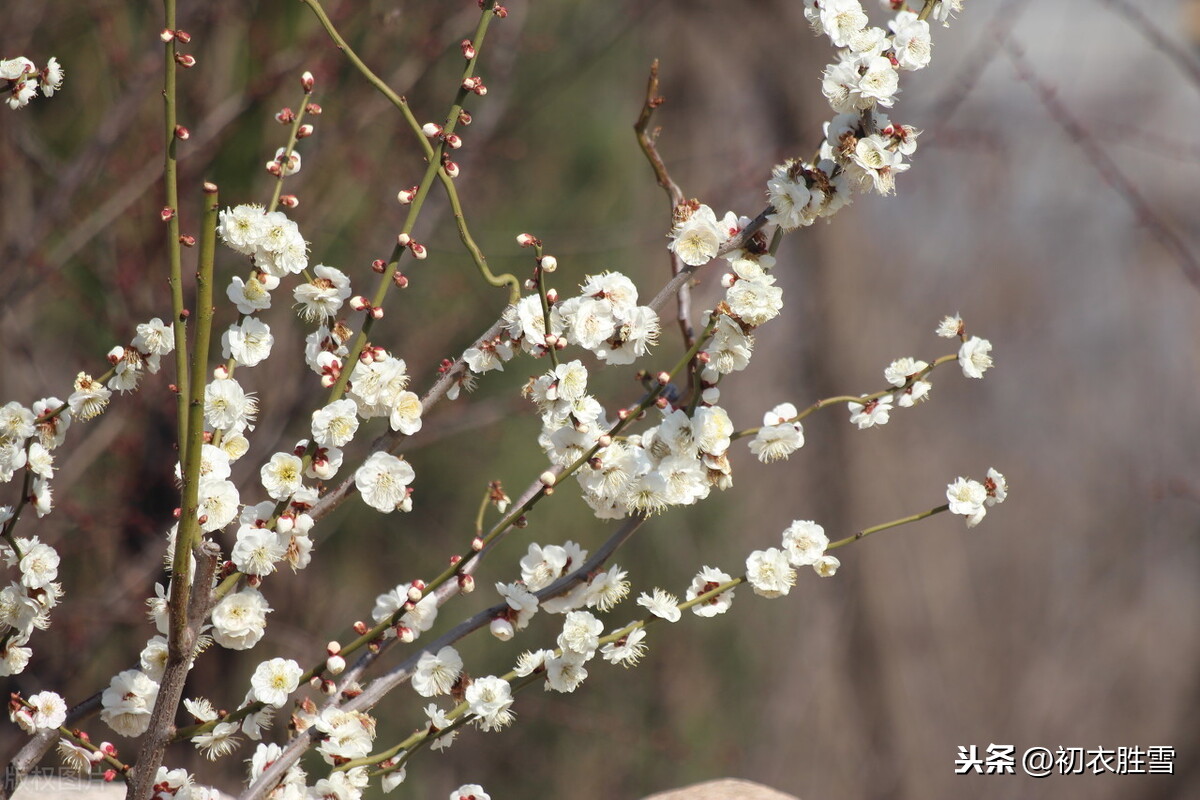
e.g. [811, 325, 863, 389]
[641, 778, 801, 800]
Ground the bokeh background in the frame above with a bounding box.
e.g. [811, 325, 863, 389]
[2, 1, 1199, 798]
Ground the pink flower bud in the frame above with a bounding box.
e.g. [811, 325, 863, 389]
[349, 295, 370, 311]
[460, 39, 477, 60]
[393, 272, 408, 289]
[275, 107, 295, 124]
[444, 133, 462, 149]
[443, 161, 459, 178]
[473, 81, 488, 96]
[458, 110, 472, 126]
[493, 4, 508, 17]
[656, 371, 671, 385]
[160, 207, 175, 222]
[371, 259, 387, 272]
[279, 194, 299, 208]
[321, 679, 337, 695]
[265, 161, 282, 176]
[545, 288, 559, 303]
[458, 574, 475, 593]
[300, 71, 315, 92]
[471, 536, 484, 551]
[175, 53, 196, 68]
[396, 187, 417, 204]
[175, 30, 192, 44]
[396, 625, 414, 643]
[544, 334, 558, 348]
[654, 396, 669, 409]
[179, 234, 196, 247]
[409, 242, 427, 259]
[306, 102, 322, 115]
[320, 374, 336, 388]
[516, 233, 537, 247]
[461, 76, 480, 92]
[421, 122, 442, 138]
[103, 770, 117, 782]
[449, 554, 463, 566]
[203, 181, 218, 194]
[160, 29, 176, 42]
[174, 124, 189, 141]
[396, 233, 411, 247]
[353, 620, 368, 634]
[370, 306, 384, 319]
[297, 124, 314, 138]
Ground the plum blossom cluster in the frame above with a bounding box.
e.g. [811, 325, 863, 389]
[746, 519, 841, 598]
[946, 467, 1007, 527]
[1, 56, 63, 110]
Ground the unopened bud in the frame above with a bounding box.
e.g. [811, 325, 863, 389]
[160, 29, 176, 42]
[99, 742, 118, 757]
[656, 371, 671, 385]
[421, 122, 442, 138]
[539, 470, 556, 487]
[321, 679, 337, 696]
[326, 655, 346, 675]
[280, 195, 300, 209]
[409, 241, 427, 259]
[473, 81, 488, 96]
[161, 207, 175, 222]
[265, 161, 282, 176]
[175, 30, 192, 44]
[371, 259, 387, 273]
[370, 306, 384, 319]
[297, 124, 314, 138]
[493, 4, 508, 17]
[107, 346, 124, 364]
[393, 272, 408, 289]
[396, 187, 417, 205]
[349, 295, 370, 311]
[444, 133, 462, 149]
[540, 255, 557, 272]
[701, 386, 721, 405]
[544, 334, 559, 348]
[449, 554, 463, 566]
[213, 364, 229, 380]
[353, 620, 368, 635]
[460, 39, 477, 60]
[443, 161, 459, 178]
[301, 71, 315, 92]
[655, 396, 669, 409]
[458, 110, 472, 126]
[546, 288, 559, 303]
[458, 574, 475, 593]
[490, 617, 514, 641]
[720, 272, 736, 289]
[461, 76, 480, 92]
[175, 53, 196, 68]
[395, 625, 415, 643]
[174, 124, 189, 141]
[179, 234, 196, 247]
[597, 434, 612, 447]
[396, 233, 411, 247]
[471, 536, 484, 551]
[516, 233, 537, 247]
[406, 585, 423, 603]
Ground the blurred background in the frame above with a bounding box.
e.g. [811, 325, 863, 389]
[2, 0, 1198, 798]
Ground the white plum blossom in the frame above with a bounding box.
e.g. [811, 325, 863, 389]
[231, 526, 286, 576]
[889, 11, 933, 70]
[749, 402, 805, 463]
[210, 587, 271, 650]
[813, 555, 841, 577]
[204, 377, 257, 434]
[782, 520, 829, 567]
[686, 566, 736, 617]
[985, 467, 1008, 506]
[293, 265, 351, 322]
[557, 610, 603, 659]
[600, 627, 648, 667]
[464, 676, 514, 732]
[222, 317, 275, 367]
[451, 785, 490, 800]
[668, 204, 734, 266]
[67, 372, 111, 421]
[636, 588, 682, 623]
[17, 691, 67, 732]
[250, 658, 303, 707]
[745, 548, 796, 599]
[848, 395, 893, 429]
[959, 336, 994, 379]
[936, 313, 963, 338]
[946, 476, 988, 527]
[354, 451, 415, 513]
[226, 275, 273, 315]
[412, 646, 463, 697]
[260, 452, 303, 500]
[312, 398, 360, 448]
[315, 708, 376, 763]
[544, 651, 589, 693]
[100, 669, 160, 737]
[196, 478, 240, 532]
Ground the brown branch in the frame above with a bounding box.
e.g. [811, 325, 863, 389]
[634, 60, 694, 351]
